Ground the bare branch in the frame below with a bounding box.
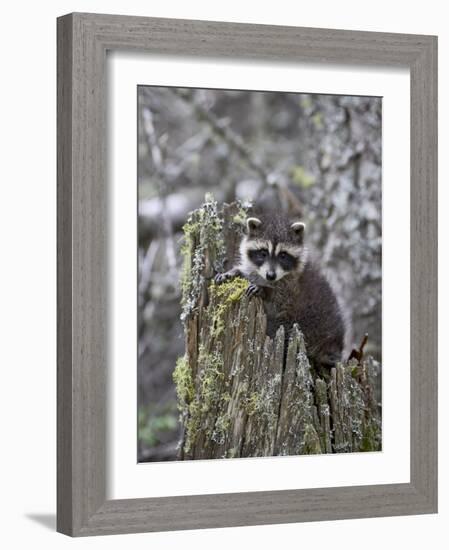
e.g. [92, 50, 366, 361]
[141, 106, 178, 276]
[165, 88, 302, 215]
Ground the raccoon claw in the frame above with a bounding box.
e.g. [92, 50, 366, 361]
[245, 283, 262, 298]
[214, 272, 232, 285]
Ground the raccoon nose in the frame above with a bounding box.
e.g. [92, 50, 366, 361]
[266, 271, 276, 281]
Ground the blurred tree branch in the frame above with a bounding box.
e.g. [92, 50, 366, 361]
[169, 88, 270, 184]
[141, 106, 178, 278]
[167, 88, 303, 215]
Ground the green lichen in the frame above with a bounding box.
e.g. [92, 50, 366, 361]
[212, 413, 231, 445]
[184, 401, 200, 454]
[244, 371, 282, 425]
[302, 423, 322, 454]
[179, 221, 200, 303]
[173, 355, 200, 454]
[264, 374, 282, 432]
[179, 194, 226, 322]
[172, 355, 194, 410]
[198, 346, 225, 413]
[208, 277, 248, 337]
[181, 345, 229, 453]
[244, 392, 261, 416]
[231, 200, 250, 229]
[345, 365, 366, 447]
[210, 276, 248, 303]
[226, 447, 238, 459]
[360, 422, 380, 452]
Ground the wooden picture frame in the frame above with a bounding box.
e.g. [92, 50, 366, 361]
[57, 12, 438, 536]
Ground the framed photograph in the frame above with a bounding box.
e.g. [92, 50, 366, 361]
[57, 13, 437, 536]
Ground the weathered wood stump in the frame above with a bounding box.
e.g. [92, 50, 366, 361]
[174, 196, 381, 459]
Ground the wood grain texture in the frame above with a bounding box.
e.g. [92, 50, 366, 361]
[410, 37, 438, 508]
[57, 14, 73, 536]
[57, 12, 438, 536]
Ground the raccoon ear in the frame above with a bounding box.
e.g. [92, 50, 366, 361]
[246, 217, 262, 234]
[291, 222, 306, 242]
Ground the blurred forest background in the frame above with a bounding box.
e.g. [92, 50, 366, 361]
[137, 86, 382, 462]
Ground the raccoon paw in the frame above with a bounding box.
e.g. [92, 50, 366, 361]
[214, 272, 233, 285]
[245, 283, 262, 298]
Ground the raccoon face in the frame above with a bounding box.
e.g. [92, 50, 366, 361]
[240, 217, 306, 282]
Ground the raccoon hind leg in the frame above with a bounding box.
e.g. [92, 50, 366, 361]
[317, 351, 342, 369]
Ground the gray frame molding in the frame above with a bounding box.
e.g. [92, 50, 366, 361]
[57, 12, 437, 536]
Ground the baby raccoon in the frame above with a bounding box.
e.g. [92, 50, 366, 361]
[215, 213, 345, 369]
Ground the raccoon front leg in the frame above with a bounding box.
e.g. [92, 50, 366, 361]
[245, 283, 265, 298]
[214, 267, 242, 285]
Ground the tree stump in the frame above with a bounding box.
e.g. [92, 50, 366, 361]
[174, 196, 381, 459]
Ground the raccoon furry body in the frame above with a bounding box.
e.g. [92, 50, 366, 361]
[215, 211, 345, 368]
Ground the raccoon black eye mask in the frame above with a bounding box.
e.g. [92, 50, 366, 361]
[276, 250, 297, 271]
[247, 248, 298, 271]
[247, 248, 269, 266]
